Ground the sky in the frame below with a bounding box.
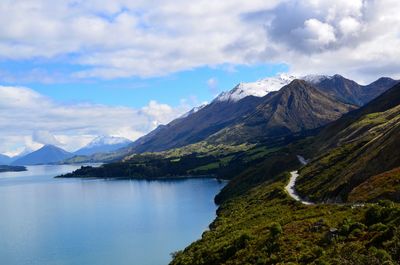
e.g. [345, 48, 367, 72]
[1, 0, 400, 155]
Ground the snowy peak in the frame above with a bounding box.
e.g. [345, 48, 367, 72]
[86, 136, 131, 148]
[74, 136, 132, 156]
[215, 73, 296, 102]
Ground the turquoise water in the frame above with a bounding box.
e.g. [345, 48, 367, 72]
[0, 165, 225, 265]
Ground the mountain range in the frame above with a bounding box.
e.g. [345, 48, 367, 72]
[123, 74, 398, 154]
[5, 74, 398, 167]
[8, 136, 132, 166]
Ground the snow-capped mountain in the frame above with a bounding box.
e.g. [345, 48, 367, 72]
[215, 73, 296, 102]
[74, 136, 132, 156]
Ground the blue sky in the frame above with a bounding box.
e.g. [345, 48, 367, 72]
[0, 0, 399, 155]
[4, 61, 288, 107]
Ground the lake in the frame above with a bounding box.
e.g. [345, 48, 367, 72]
[0, 165, 225, 265]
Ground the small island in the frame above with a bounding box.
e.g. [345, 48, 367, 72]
[0, 165, 27, 173]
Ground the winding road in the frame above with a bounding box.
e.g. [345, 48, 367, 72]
[285, 155, 314, 205]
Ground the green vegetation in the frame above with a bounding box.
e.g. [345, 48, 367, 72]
[296, 103, 400, 203]
[170, 172, 400, 265]
[57, 143, 284, 180]
[349, 167, 400, 202]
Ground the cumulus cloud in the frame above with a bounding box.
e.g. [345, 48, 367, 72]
[0, 1, 399, 82]
[0, 86, 190, 154]
[243, 0, 400, 82]
[0, 0, 278, 78]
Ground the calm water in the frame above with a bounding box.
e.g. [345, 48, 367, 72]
[0, 165, 225, 265]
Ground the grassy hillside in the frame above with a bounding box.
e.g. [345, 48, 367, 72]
[57, 143, 289, 181]
[348, 167, 400, 203]
[170, 171, 400, 265]
[296, 102, 400, 203]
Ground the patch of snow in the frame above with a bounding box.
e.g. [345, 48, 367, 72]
[215, 73, 296, 102]
[302, 74, 332, 84]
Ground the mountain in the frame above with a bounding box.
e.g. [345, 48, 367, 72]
[128, 96, 265, 153]
[304, 74, 398, 106]
[122, 75, 297, 153]
[12, 145, 74, 165]
[296, 82, 400, 202]
[208, 79, 357, 144]
[74, 136, 132, 156]
[0, 154, 12, 165]
[126, 76, 348, 153]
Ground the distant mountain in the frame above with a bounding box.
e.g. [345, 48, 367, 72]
[0, 154, 12, 165]
[208, 79, 357, 144]
[303, 74, 398, 106]
[296, 82, 400, 203]
[12, 145, 74, 165]
[74, 136, 132, 156]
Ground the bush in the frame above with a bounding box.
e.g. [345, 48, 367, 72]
[270, 223, 283, 239]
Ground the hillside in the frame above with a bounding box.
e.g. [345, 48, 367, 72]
[296, 83, 400, 202]
[170, 170, 400, 265]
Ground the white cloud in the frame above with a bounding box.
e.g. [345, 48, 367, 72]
[32, 130, 62, 146]
[241, 0, 400, 82]
[0, 86, 190, 154]
[291, 19, 337, 51]
[0, 1, 398, 82]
